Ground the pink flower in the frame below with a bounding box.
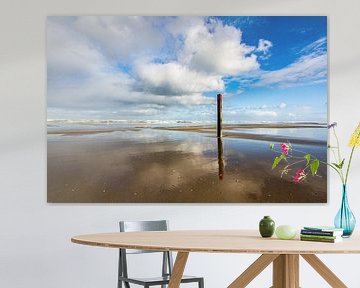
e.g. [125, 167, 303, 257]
[293, 169, 306, 183]
[280, 143, 290, 155]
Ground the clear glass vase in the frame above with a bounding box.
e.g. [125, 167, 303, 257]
[334, 185, 356, 237]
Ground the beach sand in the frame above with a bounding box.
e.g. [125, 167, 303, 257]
[47, 125, 327, 203]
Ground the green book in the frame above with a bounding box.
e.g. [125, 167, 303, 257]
[300, 234, 339, 240]
[300, 236, 342, 243]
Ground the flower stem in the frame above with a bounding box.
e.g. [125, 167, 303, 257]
[273, 148, 344, 182]
[345, 145, 356, 185]
[292, 147, 345, 183]
[333, 127, 346, 182]
[333, 127, 342, 165]
[345, 129, 360, 185]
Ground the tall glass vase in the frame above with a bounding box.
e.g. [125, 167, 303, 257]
[334, 185, 356, 237]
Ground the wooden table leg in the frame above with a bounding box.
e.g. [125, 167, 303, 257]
[228, 254, 279, 288]
[288, 254, 299, 288]
[301, 254, 347, 288]
[168, 252, 189, 288]
[273, 254, 299, 288]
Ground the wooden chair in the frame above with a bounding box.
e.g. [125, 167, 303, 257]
[118, 220, 204, 288]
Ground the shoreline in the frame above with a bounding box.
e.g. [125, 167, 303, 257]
[48, 124, 327, 145]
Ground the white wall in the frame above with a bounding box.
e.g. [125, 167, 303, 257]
[1, 0, 360, 287]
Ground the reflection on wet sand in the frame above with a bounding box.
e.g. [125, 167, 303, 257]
[47, 126, 327, 203]
[217, 137, 225, 180]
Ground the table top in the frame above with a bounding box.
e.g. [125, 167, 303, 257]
[71, 230, 360, 254]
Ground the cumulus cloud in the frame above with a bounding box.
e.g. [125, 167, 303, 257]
[47, 16, 264, 118]
[134, 62, 224, 96]
[170, 17, 260, 75]
[47, 16, 326, 121]
[47, 20, 108, 80]
[74, 16, 164, 62]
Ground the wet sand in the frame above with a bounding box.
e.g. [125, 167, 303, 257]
[47, 124, 326, 145]
[157, 125, 326, 145]
[47, 126, 327, 203]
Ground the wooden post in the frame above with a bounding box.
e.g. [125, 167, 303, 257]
[217, 94, 223, 138]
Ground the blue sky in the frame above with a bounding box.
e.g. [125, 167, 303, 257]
[47, 16, 327, 123]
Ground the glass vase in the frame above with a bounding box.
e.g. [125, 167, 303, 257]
[334, 185, 356, 237]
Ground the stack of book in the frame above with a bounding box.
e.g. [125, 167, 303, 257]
[300, 226, 344, 243]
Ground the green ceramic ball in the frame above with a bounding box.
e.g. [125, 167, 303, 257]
[275, 225, 297, 240]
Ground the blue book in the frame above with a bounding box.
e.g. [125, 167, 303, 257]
[302, 226, 343, 237]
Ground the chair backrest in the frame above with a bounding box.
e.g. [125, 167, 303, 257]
[118, 220, 173, 283]
[119, 220, 169, 254]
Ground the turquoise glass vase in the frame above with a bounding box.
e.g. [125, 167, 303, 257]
[334, 185, 356, 237]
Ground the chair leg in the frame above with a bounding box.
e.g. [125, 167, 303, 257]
[198, 278, 204, 288]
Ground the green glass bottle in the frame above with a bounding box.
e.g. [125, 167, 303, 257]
[259, 216, 275, 238]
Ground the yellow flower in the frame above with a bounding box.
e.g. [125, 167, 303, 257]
[349, 122, 360, 147]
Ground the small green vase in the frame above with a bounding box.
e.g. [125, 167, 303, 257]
[259, 216, 275, 238]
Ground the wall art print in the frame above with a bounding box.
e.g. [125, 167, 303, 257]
[47, 16, 328, 203]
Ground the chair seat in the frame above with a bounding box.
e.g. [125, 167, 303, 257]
[119, 274, 203, 286]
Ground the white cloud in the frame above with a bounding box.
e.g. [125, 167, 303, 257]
[47, 16, 220, 113]
[256, 39, 273, 60]
[300, 37, 327, 55]
[170, 17, 260, 76]
[279, 102, 287, 109]
[134, 62, 224, 96]
[47, 20, 108, 79]
[255, 51, 327, 88]
[257, 39, 273, 53]
[244, 110, 278, 117]
[254, 37, 327, 88]
[225, 89, 244, 98]
[74, 16, 164, 62]
[47, 16, 326, 121]
[225, 105, 278, 119]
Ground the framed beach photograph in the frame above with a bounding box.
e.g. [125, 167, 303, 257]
[47, 16, 328, 203]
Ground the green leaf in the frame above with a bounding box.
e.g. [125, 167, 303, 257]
[310, 159, 320, 176]
[304, 154, 311, 164]
[272, 156, 282, 170]
[339, 158, 345, 169]
[332, 162, 341, 169]
[332, 159, 345, 169]
[269, 143, 274, 150]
